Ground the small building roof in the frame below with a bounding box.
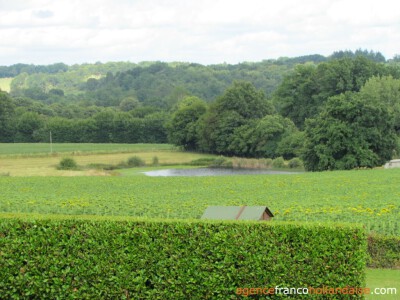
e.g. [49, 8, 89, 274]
[201, 206, 274, 221]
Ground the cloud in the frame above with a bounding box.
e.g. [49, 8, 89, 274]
[0, 0, 399, 65]
[33, 10, 54, 19]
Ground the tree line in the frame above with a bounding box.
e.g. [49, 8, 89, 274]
[1, 50, 400, 171]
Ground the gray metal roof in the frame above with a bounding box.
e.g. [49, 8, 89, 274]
[201, 206, 273, 220]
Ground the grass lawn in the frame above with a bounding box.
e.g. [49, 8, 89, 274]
[366, 268, 400, 299]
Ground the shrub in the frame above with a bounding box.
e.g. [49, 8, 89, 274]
[189, 158, 217, 166]
[87, 163, 116, 170]
[0, 217, 367, 299]
[57, 157, 78, 170]
[367, 234, 400, 268]
[288, 157, 303, 169]
[127, 156, 146, 167]
[272, 156, 285, 168]
[152, 156, 159, 166]
[209, 156, 228, 167]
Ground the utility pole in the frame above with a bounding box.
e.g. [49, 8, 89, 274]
[50, 131, 53, 154]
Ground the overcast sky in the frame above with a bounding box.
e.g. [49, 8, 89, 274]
[0, 0, 399, 66]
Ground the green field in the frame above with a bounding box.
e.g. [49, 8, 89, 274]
[366, 269, 400, 300]
[1, 168, 399, 236]
[0, 143, 217, 176]
[0, 77, 13, 92]
[0, 143, 175, 156]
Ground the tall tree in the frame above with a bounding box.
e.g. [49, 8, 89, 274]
[198, 81, 274, 154]
[0, 92, 15, 142]
[274, 56, 389, 129]
[302, 92, 397, 171]
[167, 96, 207, 150]
[358, 75, 400, 132]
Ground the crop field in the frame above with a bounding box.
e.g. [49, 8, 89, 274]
[1, 168, 399, 236]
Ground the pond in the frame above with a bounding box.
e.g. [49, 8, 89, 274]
[143, 168, 302, 177]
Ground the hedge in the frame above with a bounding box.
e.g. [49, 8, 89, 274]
[0, 218, 367, 299]
[367, 234, 400, 269]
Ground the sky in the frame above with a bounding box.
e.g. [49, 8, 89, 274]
[0, 0, 399, 66]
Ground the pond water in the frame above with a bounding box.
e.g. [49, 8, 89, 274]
[143, 168, 302, 177]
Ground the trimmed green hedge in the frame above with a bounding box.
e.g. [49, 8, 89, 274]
[0, 218, 366, 299]
[368, 234, 400, 269]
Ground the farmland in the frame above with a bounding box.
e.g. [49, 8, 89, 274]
[1, 144, 399, 298]
[0, 143, 216, 176]
[0, 143, 175, 156]
[1, 168, 399, 236]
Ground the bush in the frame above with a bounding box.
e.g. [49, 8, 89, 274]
[189, 157, 218, 166]
[87, 163, 116, 170]
[152, 156, 159, 166]
[127, 156, 146, 167]
[272, 156, 285, 168]
[0, 217, 367, 299]
[367, 234, 400, 268]
[209, 156, 228, 167]
[57, 157, 78, 170]
[288, 157, 303, 169]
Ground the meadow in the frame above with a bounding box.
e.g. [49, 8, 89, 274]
[0, 143, 175, 156]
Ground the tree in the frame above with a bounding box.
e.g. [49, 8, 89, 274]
[198, 81, 274, 154]
[14, 111, 44, 142]
[273, 64, 317, 129]
[119, 97, 140, 112]
[358, 75, 400, 132]
[228, 115, 298, 158]
[167, 96, 207, 150]
[0, 91, 15, 142]
[274, 56, 389, 129]
[214, 81, 273, 119]
[302, 92, 397, 171]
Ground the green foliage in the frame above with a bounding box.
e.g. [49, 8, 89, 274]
[0, 218, 367, 299]
[198, 81, 275, 155]
[57, 157, 78, 170]
[367, 234, 400, 268]
[13, 111, 45, 142]
[188, 157, 228, 167]
[151, 156, 159, 166]
[359, 75, 400, 132]
[119, 96, 140, 112]
[288, 157, 303, 169]
[274, 56, 392, 129]
[276, 131, 305, 159]
[272, 156, 285, 168]
[127, 156, 146, 167]
[302, 92, 397, 171]
[0, 91, 15, 142]
[167, 96, 207, 150]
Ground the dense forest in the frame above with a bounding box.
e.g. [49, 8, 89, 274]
[1, 49, 400, 171]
